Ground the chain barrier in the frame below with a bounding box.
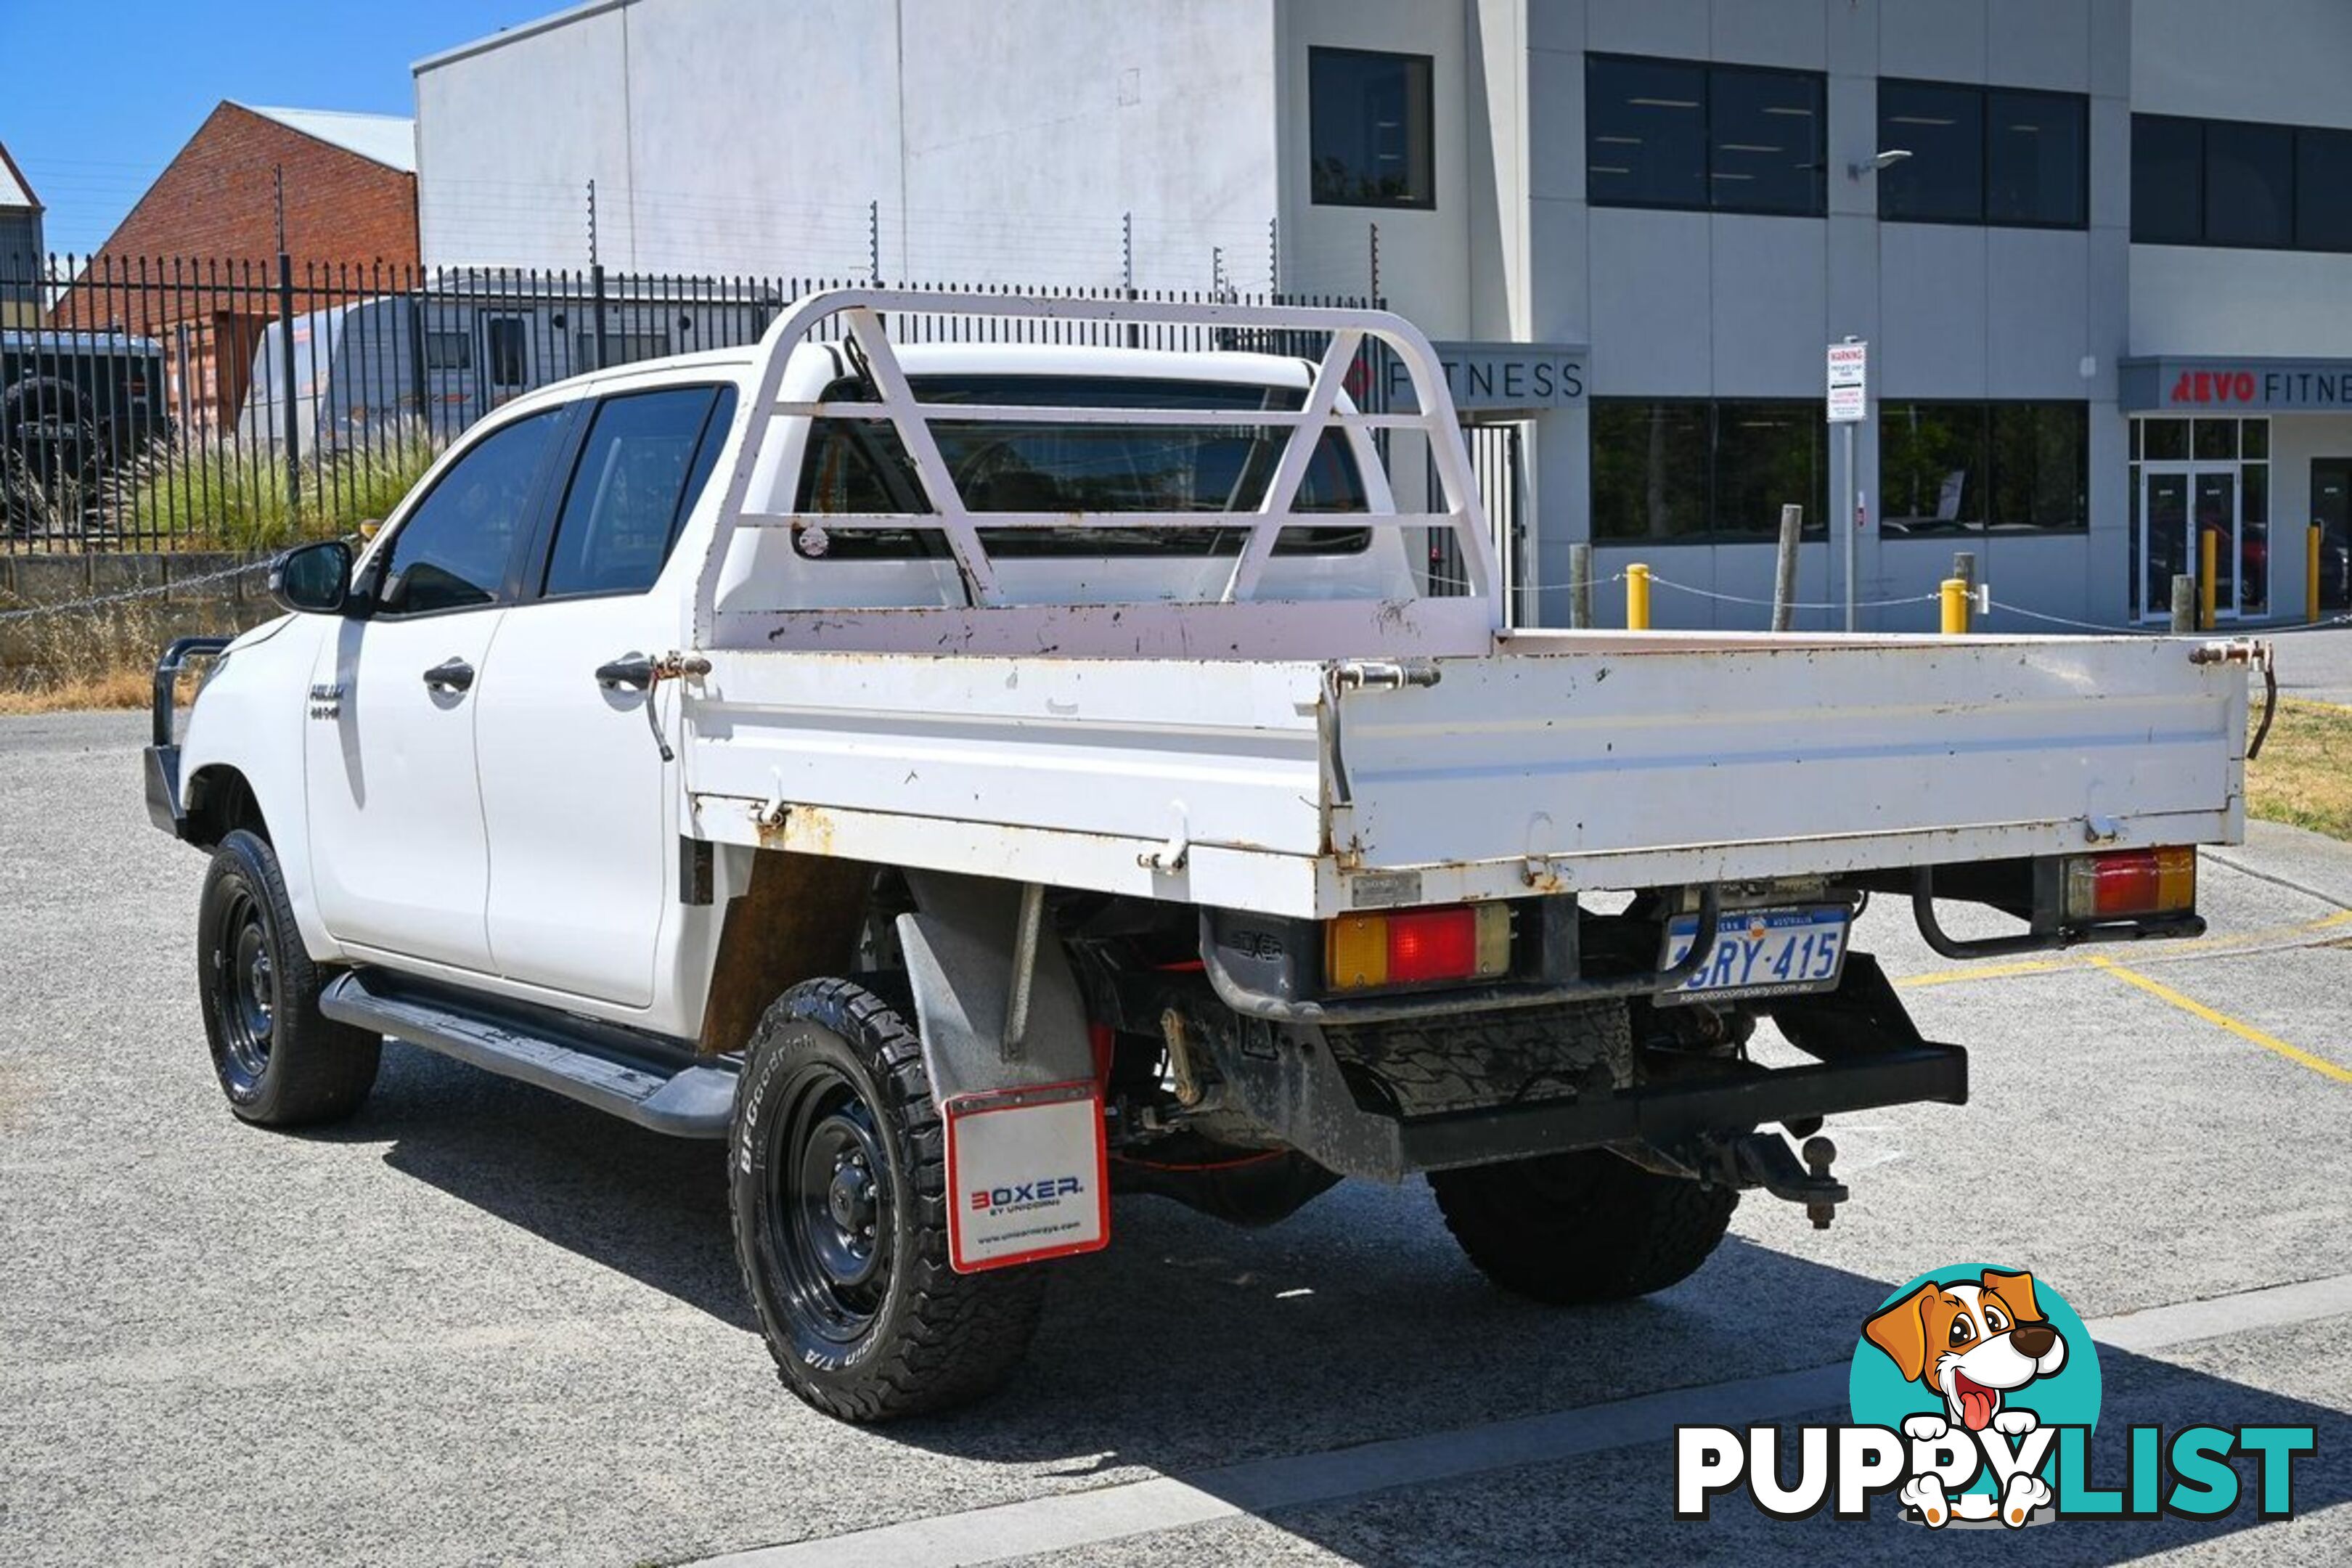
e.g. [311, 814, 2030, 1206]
[0, 555, 274, 624]
[1641, 574, 1945, 613]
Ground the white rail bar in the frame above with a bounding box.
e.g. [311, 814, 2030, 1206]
[693, 287, 1499, 646]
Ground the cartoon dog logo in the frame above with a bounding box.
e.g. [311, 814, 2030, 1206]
[1864, 1267, 2068, 1526]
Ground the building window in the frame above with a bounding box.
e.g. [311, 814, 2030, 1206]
[1877, 81, 2086, 227]
[1310, 48, 1436, 208]
[1879, 402, 2086, 534]
[423, 330, 472, 371]
[1587, 56, 1825, 216]
[2132, 115, 2352, 251]
[1591, 401, 1826, 542]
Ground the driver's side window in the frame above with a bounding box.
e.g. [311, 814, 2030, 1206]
[376, 409, 563, 616]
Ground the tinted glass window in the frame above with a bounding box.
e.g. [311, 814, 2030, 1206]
[1881, 404, 1986, 532]
[1879, 81, 1984, 221]
[542, 385, 735, 598]
[1589, 401, 1825, 542]
[1989, 403, 2086, 531]
[1881, 402, 2086, 534]
[2296, 127, 2352, 251]
[1588, 57, 1821, 215]
[378, 409, 562, 615]
[2131, 115, 2204, 243]
[797, 376, 1368, 558]
[1713, 403, 1825, 534]
[1585, 57, 1710, 210]
[485, 317, 529, 389]
[1310, 49, 1435, 208]
[2204, 121, 2294, 247]
[1709, 66, 1824, 215]
[1986, 89, 2086, 226]
[1591, 403, 1708, 541]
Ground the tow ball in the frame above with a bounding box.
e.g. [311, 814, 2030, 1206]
[1730, 1130, 1849, 1230]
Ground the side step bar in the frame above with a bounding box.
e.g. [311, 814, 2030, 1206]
[319, 971, 736, 1138]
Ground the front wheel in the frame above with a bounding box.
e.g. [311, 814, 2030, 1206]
[729, 977, 1046, 1422]
[196, 829, 380, 1126]
[1429, 1150, 1736, 1304]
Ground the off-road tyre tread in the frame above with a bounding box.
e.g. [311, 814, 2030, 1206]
[1429, 1150, 1736, 1304]
[730, 975, 1047, 1422]
[197, 828, 380, 1126]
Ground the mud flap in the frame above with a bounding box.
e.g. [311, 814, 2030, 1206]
[944, 1081, 1111, 1272]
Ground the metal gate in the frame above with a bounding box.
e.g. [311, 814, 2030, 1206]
[1428, 420, 1527, 618]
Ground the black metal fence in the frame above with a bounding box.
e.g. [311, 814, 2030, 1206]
[0, 254, 1384, 553]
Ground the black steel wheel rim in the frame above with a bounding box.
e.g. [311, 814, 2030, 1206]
[214, 886, 275, 1091]
[768, 1060, 894, 1346]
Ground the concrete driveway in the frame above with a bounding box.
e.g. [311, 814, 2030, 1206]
[1, 711, 2347, 1567]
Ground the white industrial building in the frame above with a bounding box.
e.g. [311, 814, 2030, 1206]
[412, 0, 2352, 631]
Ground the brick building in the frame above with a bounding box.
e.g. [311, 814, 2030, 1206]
[53, 102, 418, 433]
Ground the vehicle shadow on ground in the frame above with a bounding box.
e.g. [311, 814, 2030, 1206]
[348, 1045, 2348, 1564]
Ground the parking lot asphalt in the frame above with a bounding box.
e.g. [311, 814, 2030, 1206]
[1, 709, 2348, 1567]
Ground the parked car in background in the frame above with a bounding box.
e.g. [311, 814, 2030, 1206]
[1, 328, 173, 531]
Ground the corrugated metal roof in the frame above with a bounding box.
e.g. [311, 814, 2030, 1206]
[235, 105, 418, 174]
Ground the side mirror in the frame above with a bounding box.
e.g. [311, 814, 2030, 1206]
[269, 539, 353, 615]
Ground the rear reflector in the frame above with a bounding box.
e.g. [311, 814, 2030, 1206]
[1326, 903, 1511, 992]
[2062, 846, 2197, 922]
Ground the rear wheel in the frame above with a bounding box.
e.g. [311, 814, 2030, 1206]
[196, 829, 380, 1126]
[1429, 1151, 1736, 1304]
[730, 976, 1046, 1421]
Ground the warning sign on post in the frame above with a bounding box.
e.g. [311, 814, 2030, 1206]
[1826, 340, 1868, 422]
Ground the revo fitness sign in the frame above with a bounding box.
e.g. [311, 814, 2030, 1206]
[2121, 356, 2352, 412]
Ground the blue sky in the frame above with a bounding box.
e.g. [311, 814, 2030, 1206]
[2, 1, 547, 256]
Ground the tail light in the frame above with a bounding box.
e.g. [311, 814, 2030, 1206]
[1326, 903, 1511, 992]
[2062, 846, 2196, 922]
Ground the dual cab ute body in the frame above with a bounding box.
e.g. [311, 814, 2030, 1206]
[147, 291, 2260, 1420]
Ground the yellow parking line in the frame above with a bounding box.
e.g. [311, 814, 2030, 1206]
[1898, 910, 2352, 990]
[1903, 956, 2076, 989]
[2091, 957, 2352, 1085]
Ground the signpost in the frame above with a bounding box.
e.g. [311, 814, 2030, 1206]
[1826, 338, 1867, 632]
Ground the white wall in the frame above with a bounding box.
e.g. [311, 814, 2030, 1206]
[1275, 0, 1480, 333]
[415, 0, 1282, 288]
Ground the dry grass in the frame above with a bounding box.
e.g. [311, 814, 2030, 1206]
[2245, 698, 2352, 842]
[0, 597, 234, 715]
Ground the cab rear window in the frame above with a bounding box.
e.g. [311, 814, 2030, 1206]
[793, 374, 1371, 558]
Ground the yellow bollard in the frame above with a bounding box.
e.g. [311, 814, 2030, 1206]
[1627, 563, 1651, 630]
[2199, 528, 2217, 630]
[2311, 526, 2324, 623]
[1940, 577, 1969, 635]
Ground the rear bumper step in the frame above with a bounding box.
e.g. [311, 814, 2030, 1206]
[319, 971, 736, 1138]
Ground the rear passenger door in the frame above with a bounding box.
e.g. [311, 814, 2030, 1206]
[473, 383, 737, 1009]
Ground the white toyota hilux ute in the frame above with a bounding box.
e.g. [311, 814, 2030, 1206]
[145, 290, 2269, 1423]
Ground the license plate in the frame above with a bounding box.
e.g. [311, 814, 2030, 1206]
[1656, 905, 1850, 1006]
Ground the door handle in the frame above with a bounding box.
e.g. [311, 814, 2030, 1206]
[422, 657, 475, 695]
[595, 653, 656, 691]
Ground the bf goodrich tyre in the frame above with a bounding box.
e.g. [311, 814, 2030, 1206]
[730, 976, 1047, 1422]
[195, 829, 380, 1126]
[1429, 1151, 1736, 1304]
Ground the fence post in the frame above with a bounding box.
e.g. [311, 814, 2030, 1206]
[1940, 577, 1969, 634]
[2199, 528, 2218, 629]
[1627, 563, 1651, 630]
[590, 263, 609, 372]
[1569, 541, 1593, 630]
[2171, 574, 2197, 633]
[2309, 524, 2324, 623]
[277, 249, 301, 518]
[1771, 505, 1802, 632]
